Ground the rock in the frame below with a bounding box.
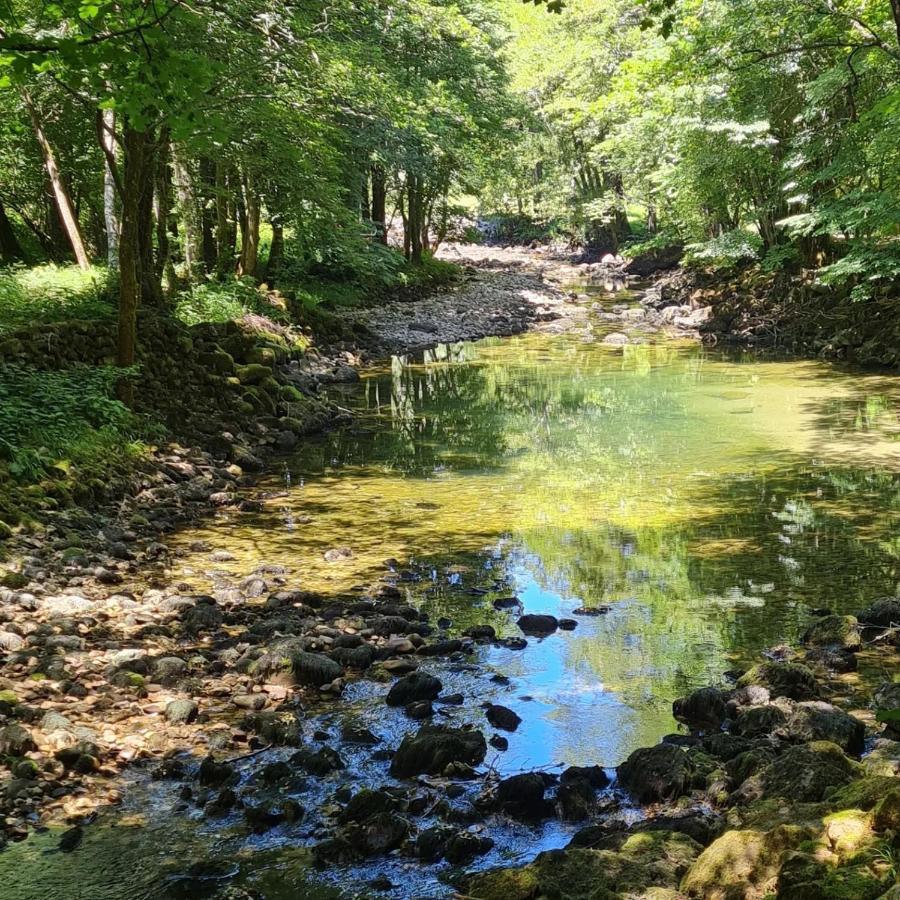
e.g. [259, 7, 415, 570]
[497, 773, 552, 820]
[0, 724, 36, 756]
[516, 614, 558, 636]
[741, 741, 861, 803]
[635, 810, 725, 847]
[340, 724, 380, 745]
[232, 693, 267, 711]
[602, 332, 629, 345]
[561, 765, 609, 789]
[417, 825, 455, 861]
[153, 656, 188, 685]
[389, 725, 487, 777]
[347, 811, 409, 855]
[444, 831, 494, 864]
[733, 703, 789, 738]
[673, 687, 729, 731]
[617, 744, 702, 803]
[165, 699, 199, 724]
[198, 755, 236, 787]
[485, 704, 521, 732]
[405, 700, 434, 719]
[293, 651, 343, 687]
[681, 824, 809, 899]
[557, 778, 594, 821]
[290, 746, 345, 776]
[489, 735, 509, 751]
[781, 701, 865, 754]
[323, 547, 353, 562]
[558, 618, 578, 631]
[801, 614, 861, 651]
[737, 661, 819, 700]
[385, 671, 442, 707]
[857, 597, 900, 629]
[0, 631, 25, 651]
[339, 789, 398, 824]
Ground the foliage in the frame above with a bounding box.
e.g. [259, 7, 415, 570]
[174, 278, 287, 327]
[684, 230, 763, 269]
[0, 264, 114, 334]
[0, 363, 149, 482]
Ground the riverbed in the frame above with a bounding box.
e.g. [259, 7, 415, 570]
[3, 272, 900, 898]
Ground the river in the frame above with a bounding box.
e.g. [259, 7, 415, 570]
[3, 277, 900, 898]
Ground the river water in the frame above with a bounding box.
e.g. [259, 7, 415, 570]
[3, 284, 900, 897]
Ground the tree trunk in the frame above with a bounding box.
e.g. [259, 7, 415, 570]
[407, 174, 423, 265]
[237, 171, 260, 277]
[172, 146, 203, 282]
[138, 135, 160, 306]
[890, 0, 900, 50]
[267, 220, 284, 280]
[371, 165, 387, 243]
[215, 161, 236, 276]
[154, 129, 176, 295]
[100, 108, 119, 269]
[199, 157, 217, 272]
[23, 89, 90, 270]
[117, 124, 149, 403]
[0, 198, 26, 263]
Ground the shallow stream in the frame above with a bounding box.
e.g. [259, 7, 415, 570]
[4, 283, 900, 898]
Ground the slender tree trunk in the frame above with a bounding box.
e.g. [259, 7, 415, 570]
[117, 123, 149, 403]
[407, 174, 423, 265]
[267, 220, 284, 280]
[215, 161, 236, 276]
[890, 0, 900, 50]
[360, 169, 371, 221]
[138, 135, 160, 306]
[100, 109, 119, 269]
[237, 171, 260, 277]
[0, 198, 26, 263]
[154, 128, 176, 295]
[199, 157, 217, 272]
[371, 165, 387, 243]
[22, 90, 90, 270]
[171, 146, 203, 282]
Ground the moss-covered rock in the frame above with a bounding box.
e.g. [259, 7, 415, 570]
[618, 743, 706, 803]
[235, 363, 273, 386]
[681, 824, 810, 899]
[737, 661, 819, 700]
[802, 615, 861, 651]
[466, 831, 701, 900]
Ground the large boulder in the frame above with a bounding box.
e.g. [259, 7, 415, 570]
[737, 661, 819, 701]
[801, 615, 861, 651]
[385, 671, 442, 707]
[673, 687, 729, 731]
[617, 743, 703, 803]
[738, 741, 861, 803]
[781, 701, 865, 754]
[516, 614, 558, 636]
[496, 773, 552, 820]
[857, 597, 900, 629]
[292, 651, 343, 687]
[389, 725, 487, 777]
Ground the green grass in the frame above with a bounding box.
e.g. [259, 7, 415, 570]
[174, 277, 291, 326]
[0, 264, 115, 336]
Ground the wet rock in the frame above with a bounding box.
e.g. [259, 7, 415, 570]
[673, 687, 729, 731]
[444, 831, 494, 864]
[603, 332, 629, 345]
[293, 651, 343, 687]
[339, 789, 398, 824]
[561, 765, 609, 789]
[437, 692, 464, 706]
[323, 547, 353, 563]
[232, 693, 267, 711]
[558, 618, 578, 631]
[198, 755, 236, 787]
[737, 661, 819, 701]
[873, 681, 900, 738]
[385, 671, 442, 707]
[389, 725, 487, 777]
[340, 724, 380, 745]
[242, 710, 302, 746]
[573, 605, 611, 616]
[244, 803, 284, 833]
[701, 733, 754, 762]
[405, 700, 434, 720]
[801, 614, 861, 651]
[181, 600, 223, 634]
[485, 704, 521, 732]
[733, 703, 789, 738]
[635, 809, 725, 847]
[517, 614, 558, 636]
[347, 811, 409, 856]
[417, 825, 455, 861]
[489, 735, 509, 751]
[290, 746, 345, 776]
[165, 699, 199, 724]
[497, 636, 527, 650]
[418, 638, 464, 657]
[466, 625, 496, 642]
[330, 645, 375, 670]
[496, 773, 553, 820]
[371, 615, 415, 637]
[617, 743, 702, 803]
[557, 777, 594, 821]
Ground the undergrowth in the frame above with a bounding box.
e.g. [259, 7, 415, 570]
[0, 264, 115, 336]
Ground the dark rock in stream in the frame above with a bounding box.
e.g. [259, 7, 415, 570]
[495, 772, 554, 820]
[290, 746, 345, 776]
[516, 613, 558, 636]
[385, 671, 442, 707]
[485, 704, 522, 732]
[617, 744, 703, 803]
[292, 651, 343, 687]
[858, 597, 900, 629]
[672, 687, 728, 731]
[390, 725, 487, 777]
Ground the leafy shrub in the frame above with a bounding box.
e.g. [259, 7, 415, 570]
[174, 278, 289, 326]
[478, 214, 557, 244]
[0, 364, 152, 483]
[621, 228, 683, 259]
[0, 264, 115, 335]
[818, 242, 900, 302]
[684, 229, 763, 268]
[760, 243, 801, 272]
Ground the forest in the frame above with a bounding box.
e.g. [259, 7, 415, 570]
[1, 1, 900, 899]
